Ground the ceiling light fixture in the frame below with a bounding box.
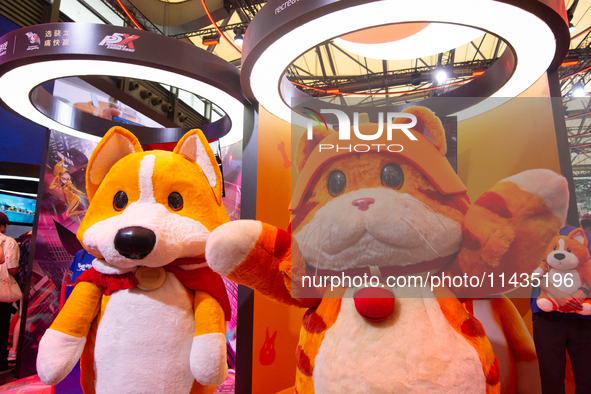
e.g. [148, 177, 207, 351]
[334, 23, 484, 61]
[410, 71, 422, 86]
[435, 69, 448, 83]
[240, 0, 568, 125]
[234, 28, 245, 46]
[561, 58, 579, 67]
[573, 84, 587, 97]
[202, 34, 220, 46]
[567, 0, 579, 34]
[0, 23, 250, 147]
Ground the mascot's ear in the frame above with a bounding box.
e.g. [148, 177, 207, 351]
[569, 228, 588, 246]
[174, 129, 223, 204]
[395, 107, 447, 155]
[294, 125, 335, 174]
[87, 127, 143, 201]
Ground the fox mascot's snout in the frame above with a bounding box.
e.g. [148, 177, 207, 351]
[113, 226, 156, 259]
[37, 127, 232, 394]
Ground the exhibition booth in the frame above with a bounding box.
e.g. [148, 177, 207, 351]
[0, 0, 585, 393]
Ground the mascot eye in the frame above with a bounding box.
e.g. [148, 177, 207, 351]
[168, 192, 184, 211]
[113, 191, 128, 211]
[327, 171, 346, 196]
[381, 163, 404, 189]
[553, 246, 557, 250]
[567, 248, 571, 253]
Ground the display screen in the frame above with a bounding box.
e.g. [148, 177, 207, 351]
[0, 191, 36, 225]
[112, 116, 143, 127]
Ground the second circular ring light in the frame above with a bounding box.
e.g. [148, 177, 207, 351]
[241, 0, 569, 124]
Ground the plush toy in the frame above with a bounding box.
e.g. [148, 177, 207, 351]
[206, 107, 568, 393]
[37, 127, 232, 394]
[535, 228, 591, 314]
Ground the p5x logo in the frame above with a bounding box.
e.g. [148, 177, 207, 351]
[99, 33, 140, 52]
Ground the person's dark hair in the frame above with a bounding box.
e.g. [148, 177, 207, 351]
[580, 213, 591, 228]
[0, 212, 8, 227]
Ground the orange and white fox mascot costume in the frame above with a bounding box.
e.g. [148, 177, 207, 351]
[536, 228, 591, 314]
[206, 107, 568, 393]
[37, 127, 231, 394]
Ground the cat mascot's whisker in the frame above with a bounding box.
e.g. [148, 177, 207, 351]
[396, 197, 448, 230]
[401, 217, 439, 254]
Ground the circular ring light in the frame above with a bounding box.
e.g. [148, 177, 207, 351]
[0, 23, 251, 146]
[241, 0, 569, 124]
[334, 23, 485, 61]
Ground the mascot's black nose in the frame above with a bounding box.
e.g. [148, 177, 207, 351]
[554, 253, 565, 261]
[114, 226, 156, 259]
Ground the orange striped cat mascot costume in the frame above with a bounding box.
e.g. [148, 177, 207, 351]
[206, 107, 568, 393]
[37, 127, 231, 394]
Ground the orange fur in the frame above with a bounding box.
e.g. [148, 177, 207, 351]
[449, 181, 563, 296]
[536, 229, 591, 314]
[489, 298, 537, 363]
[295, 125, 335, 173]
[291, 153, 469, 235]
[40, 127, 230, 394]
[207, 106, 567, 393]
[435, 287, 499, 393]
[395, 106, 447, 155]
[78, 149, 229, 258]
[227, 223, 303, 307]
[541, 229, 590, 274]
[295, 298, 343, 393]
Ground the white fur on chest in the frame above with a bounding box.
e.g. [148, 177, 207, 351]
[313, 288, 486, 394]
[94, 272, 195, 394]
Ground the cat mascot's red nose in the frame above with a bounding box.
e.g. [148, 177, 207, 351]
[353, 287, 395, 322]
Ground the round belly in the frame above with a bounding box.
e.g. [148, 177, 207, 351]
[94, 272, 195, 394]
[313, 290, 486, 394]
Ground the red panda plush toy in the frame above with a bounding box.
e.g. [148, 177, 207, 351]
[536, 228, 591, 314]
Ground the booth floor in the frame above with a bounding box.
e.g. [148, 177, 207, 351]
[0, 372, 236, 393]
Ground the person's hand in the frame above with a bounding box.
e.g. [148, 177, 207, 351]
[572, 288, 589, 305]
[548, 288, 582, 312]
[556, 297, 582, 313]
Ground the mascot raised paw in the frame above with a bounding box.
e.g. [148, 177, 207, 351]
[535, 228, 591, 314]
[37, 127, 231, 394]
[206, 107, 568, 394]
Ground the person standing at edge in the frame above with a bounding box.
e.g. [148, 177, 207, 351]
[531, 223, 591, 394]
[0, 212, 19, 374]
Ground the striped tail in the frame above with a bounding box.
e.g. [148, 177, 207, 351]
[295, 298, 343, 394]
[449, 169, 567, 298]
